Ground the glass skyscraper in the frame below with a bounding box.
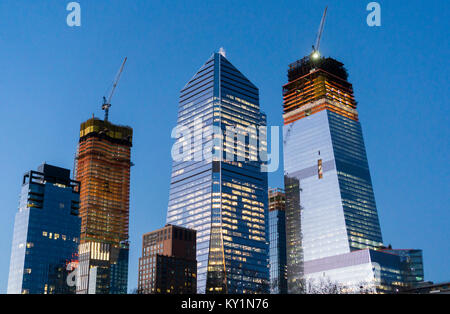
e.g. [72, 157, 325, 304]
[7, 164, 81, 294]
[166, 51, 269, 294]
[282, 54, 384, 292]
[268, 188, 288, 294]
[282, 54, 424, 293]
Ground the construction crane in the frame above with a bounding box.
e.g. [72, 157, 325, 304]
[102, 57, 127, 122]
[311, 7, 328, 60]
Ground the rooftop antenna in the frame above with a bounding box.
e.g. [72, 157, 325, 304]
[311, 7, 328, 60]
[102, 57, 127, 122]
[219, 47, 226, 58]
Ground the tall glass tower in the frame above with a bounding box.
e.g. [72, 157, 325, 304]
[167, 51, 269, 294]
[7, 164, 81, 294]
[282, 55, 384, 292]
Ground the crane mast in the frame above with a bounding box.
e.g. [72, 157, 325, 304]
[102, 57, 127, 122]
[312, 7, 328, 59]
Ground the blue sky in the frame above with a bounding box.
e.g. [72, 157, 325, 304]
[0, 0, 448, 292]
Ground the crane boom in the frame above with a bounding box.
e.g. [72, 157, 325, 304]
[313, 7, 328, 53]
[102, 57, 128, 122]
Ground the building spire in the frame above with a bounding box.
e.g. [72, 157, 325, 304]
[219, 47, 226, 58]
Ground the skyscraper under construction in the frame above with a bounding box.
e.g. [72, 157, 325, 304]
[75, 118, 132, 294]
[282, 27, 425, 292]
[283, 53, 384, 292]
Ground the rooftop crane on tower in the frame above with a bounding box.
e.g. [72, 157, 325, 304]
[312, 7, 328, 60]
[102, 57, 128, 122]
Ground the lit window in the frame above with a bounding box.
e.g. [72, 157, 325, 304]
[318, 159, 323, 179]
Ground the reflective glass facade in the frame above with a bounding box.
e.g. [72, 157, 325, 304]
[284, 176, 303, 293]
[167, 52, 269, 294]
[304, 249, 416, 294]
[381, 249, 424, 287]
[283, 56, 383, 292]
[7, 164, 81, 294]
[268, 189, 287, 294]
[284, 109, 383, 263]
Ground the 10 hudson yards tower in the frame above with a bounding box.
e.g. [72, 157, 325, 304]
[167, 51, 270, 294]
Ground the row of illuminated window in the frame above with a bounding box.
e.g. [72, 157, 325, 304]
[169, 171, 210, 192]
[41, 231, 78, 243]
[168, 193, 211, 211]
[219, 102, 261, 125]
[224, 93, 259, 110]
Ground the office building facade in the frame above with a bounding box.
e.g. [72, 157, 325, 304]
[7, 164, 81, 294]
[166, 52, 270, 294]
[380, 248, 424, 287]
[75, 118, 132, 294]
[282, 54, 384, 292]
[138, 225, 197, 294]
[282, 53, 426, 293]
[304, 249, 418, 294]
[268, 188, 288, 294]
[402, 281, 450, 294]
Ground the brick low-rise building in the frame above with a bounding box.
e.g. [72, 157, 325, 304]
[138, 225, 196, 294]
